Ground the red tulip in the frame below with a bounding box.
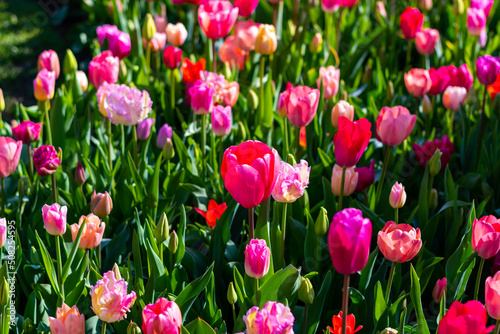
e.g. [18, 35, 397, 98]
[333, 117, 372, 168]
[400, 7, 423, 40]
[181, 58, 206, 83]
[438, 301, 494, 334]
[163, 46, 183, 70]
[327, 312, 362, 334]
[428, 67, 450, 95]
[194, 199, 228, 228]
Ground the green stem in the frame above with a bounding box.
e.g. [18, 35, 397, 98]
[212, 38, 217, 73]
[170, 69, 176, 110]
[28, 144, 34, 181]
[395, 208, 399, 224]
[303, 304, 308, 334]
[476, 85, 488, 166]
[494, 319, 500, 334]
[259, 55, 265, 128]
[167, 160, 171, 177]
[249, 207, 255, 241]
[375, 146, 391, 205]
[146, 43, 151, 76]
[51, 173, 58, 204]
[406, 40, 412, 66]
[338, 167, 346, 212]
[232, 304, 237, 326]
[120, 125, 125, 158]
[159, 243, 164, 263]
[254, 278, 260, 306]
[474, 257, 486, 301]
[56, 235, 64, 303]
[1, 178, 5, 216]
[280, 203, 288, 269]
[201, 114, 207, 178]
[101, 321, 107, 334]
[42, 100, 53, 146]
[283, 118, 289, 159]
[336, 8, 344, 52]
[107, 118, 113, 171]
[341, 274, 350, 334]
[385, 262, 396, 303]
[133, 125, 138, 168]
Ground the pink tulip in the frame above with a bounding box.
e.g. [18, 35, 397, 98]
[354, 160, 375, 192]
[143, 33, 167, 52]
[234, 20, 260, 52]
[272, 160, 310, 203]
[443, 86, 467, 111]
[211, 105, 232, 137]
[0, 219, 6, 249]
[317, 66, 340, 99]
[447, 64, 474, 91]
[42, 203, 67, 236]
[340, 0, 358, 8]
[472, 215, 500, 259]
[279, 83, 320, 128]
[166, 23, 188, 47]
[389, 182, 407, 208]
[419, 0, 433, 11]
[90, 270, 136, 323]
[137, 118, 155, 140]
[219, 81, 240, 107]
[99, 83, 153, 125]
[486, 271, 500, 319]
[155, 15, 167, 33]
[321, 0, 340, 13]
[375, 1, 387, 18]
[245, 239, 271, 279]
[90, 191, 113, 217]
[157, 124, 173, 148]
[310, 33, 323, 53]
[415, 28, 439, 55]
[471, 0, 494, 17]
[198, 0, 238, 40]
[97, 24, 119, 44]
[38, 50, 60, 78]
[96, 25, 131, 59]
[438, 301, 494, 334]
[219, 36, 248, 71]
[244, 302, 295, 334]
[88, 51, 119, 88]
[142, 298, 182, 334]
[467, 8, 486, 36]
[331, 164, 358, 196]
[221, 140, 278, 209]
[234, 0, 259, 17]
[48, 303, 85, 334]
[189, 81, 215, 115]
[428, 67, 450, 95]
[404, 68, 432, 97]
[377, 221, 422, 263]
[71, 214, 105, 249]
[432, 278, 447, 303]
[75, 162, 86, 185]
[376, 106, 416, 146]
[331, 100, 354, 128]
[33, 69, 56, 101]
[328, 208, 372, 275]
[76, 71, 88, 92]
[33, 145, 60, 177]
[12, 120, 42, 144]
[163, 46, 183, 70]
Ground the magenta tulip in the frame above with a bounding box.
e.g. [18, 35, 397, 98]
[157, 124, 173, 148]
[12, 120, 42, 144]
[38, 50, 60, 78]
[278, 83, 320, 128]
[42, 203, 67, 236]
[211, 105, 232, 137]
[234, 0, 259, 17]
[137, 118, 155, 141]
[245, 239, 271, 279]
[33, 145, 61, 176]
[142, 298, 182, 334]
[189, 81, 216, 115]
[472, 215, 500, 259]
[88, 51, 119, 88]
[198, 0, 238, 40]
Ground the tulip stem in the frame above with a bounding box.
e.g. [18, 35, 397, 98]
[107, 118, 113, 171]
[280, 203, 288, 269]
[385, 262, 396, 303]
[212, 39, 217, 73]
[341, 274, 350, 334]
[395, 208, 399, 224]
[338, 167, 346, 212]
[336, 8, 344, 52]
[406, 41, 412, 67]
[28, 144, 34, 181]
[494, 319, 500, 334]
[101, 321, 107, 334]
[273, 2, 278, 27]
[232, 304, 237, 326]
[474, 257, 485, 301]
[249, 207, 255, 241]
[283, 118, 289, 160]
[133, 125, 138, 168]
[201, 114, 207, 178]
[167, 159, 171, 177]
[51, 174, 58, 204]
[254, 278, 260, 306]
[41, 100, 53, 146]
[1, 178, 5, 216]
[476, 85, 488, 167]
[55, 235, 64, 303]
[303, 304, 308, 334]
[259, 55, 265, 132]
[159, 243, 164, 263]
[146, 44, 151, 76]
[375, 146, 391, 205]
[170, 69, 176, 111]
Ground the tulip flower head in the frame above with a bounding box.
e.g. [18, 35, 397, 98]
[71, 214, 105, 249]
[443, 86, 467, 111]
[38, 50, 60, 78]
[331, 100, 354, 128]
[90, 191, 113, 218]
[467, 8, 487, 36]
[245, 239, 271, 279]
[472, 215, 500, 259]
[447, 64, 474, 91]
[244, 302, 294, 334]
[389, 182, 407, 209]
[317, 66, 340, 99]
[157, 123, 173, 148]
[143, 33, 167, 52]
[189, 81, 216, 115]
[166, 22, 188, 46]
[400, 7, 424, 40]
[234, 0, 259, 17]
[376, 106, 416, 146]
[48, 303, 85, 334]
[181, 58, 206, 83]
[321, 0, 340, 13]
[438, 301, 494, 334]
[471, 0, 494, 17]
[218, 36, 248, 70]
[377, 221, 422, 263]
[99, 83, 153, 125]
[404, 68, 432, 97]
[278, 83, 320, 128]
[412, 135, 454, 172]
[12, 120, 42, 144]
[327, 312, 362, 334]
[33, 69, 56, 101]
[488, 74, 500, 100]
[76, 71, 89, 92]
[354, 160, 375, 192]
[486, 271, 500, 319]
[255, 24, 278, 55]
[211, 105, 232, 136]
[428, 67, 451, 95]
[194, 199, 228, 228]
[33, 145, 61, 177]
[333, 117, 372, 168]
[42, 203, 67, 236]
[88, 51, 119, 88]
[75, 162, 86, 185]
[163, 46, 183, 70]
[198, 0, 238, 40]
[142, 298, 182, 334]
[272, 160, 310, 203]
[0, 137, 22, 179]
[331, 164, 358, 197]
[137, 118, 155, 141]
[477, 55, 500, 86]
[433, 278, 447, 303]
[234, 20, 260, 52]
[97, 25, 131, 59]
[415, 28, 439, 55]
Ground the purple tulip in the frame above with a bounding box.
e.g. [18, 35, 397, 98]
[137, 118, 156, 141]
[156, 124, 173, 148]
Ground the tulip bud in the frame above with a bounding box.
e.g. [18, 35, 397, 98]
[63, 49, 78, 76]
[422, 94, 432, 115]
[0, 277, 8, 307]
[0, 88, 5, 112]
[255, 24, 278, 55]
[315, 207, 329, 237]
[432, 278, 447, 303]
[142, 14, 156, 41]
[90, 191, 113, 217]
[23, 318, 36, 334]
[247, 89, 259, 110]
[162, 137, 175, 160]
[298, 277, 315, 304]
[428, 149, 442, 176]
[75, 162, 86, 186]
[155, 212, 170, 243]
[119, 60, 128, 82]
[389, 182, 406, 209]
[238, 121, 247, 140]
[76, 71, 88, 92]
[112, 263, 122, 280]
[429, 188, 438, 211]
[419, 0, 432, 11]
[168, 230, 179, 254]
[309, 33, 323, 54]
[127, 321, 142, 334]
[227, 282, 238, 305]
[387, 81, 394, 101]
[453, 0, 464, 16]
[381, 328, 398, 334]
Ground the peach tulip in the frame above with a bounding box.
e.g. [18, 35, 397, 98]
[331, 100, 354, 128]
[48, 303, 85, 334]
[415, 28, 439, 55]
[71, 214, 105, 249]
[443, 86, 467, 111]
[331, 164, 358, 197]
[255, 24, 277, 55]
[234, 20, 260, 52]
[377, 221, 422, 263]
[317, 66, 340, 99]
[166, 23, 188, 47]
[404, 68, 432, 97]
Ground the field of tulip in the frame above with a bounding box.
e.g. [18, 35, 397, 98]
[1, 0, 500, 333]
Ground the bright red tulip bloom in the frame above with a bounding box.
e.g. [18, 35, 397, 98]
[488, 73, 500, 100]
[437, 301, 494, 334]
[163, 46, 183, 70]
[234, 0, 259, 17]
[194, 199, 228, 228]
[340, 0, 359, 8]
[333, 117, 372, 168]
[221, 140, 278, 209]
[181, 58, 206, 83]
[412, 135, 454, 172]
[428, 67, 450, 95]
[198, 0, 238, 40]
[400, 7, 423, 40]
[327, 312, 362, 334]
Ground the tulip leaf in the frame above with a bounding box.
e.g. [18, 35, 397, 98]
[145, 238, 165, 278]
[132, 230, 144, 290]
[126, 151, 147, 202]
[373, 281, 386, 323]
[65, 280, 86, 306]
[262, 67, 274, 129]
[417, 166, 430, 228]
[303, 270, 332, 334]
[258, 264, 300, 307]
[173, 132, 199, 176]
[176, 263, 214, 322]
[410, 264, 430, 334]
[61, 218, 87, 284]
[174, 205, 187, 264]
[34, 232, 61, 297]
[184, 317, 216, 334]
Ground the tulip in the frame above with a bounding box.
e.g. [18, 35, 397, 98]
[12, 120, 42, 144]
[443, 86, 467, 111]
[354, 160, 375, 192]
[181, 58, 206, 83]
[211, 105, 232, 136]
[477, 55, 500, 86]
[99, 83, 153, 125]
[331, 164, 358, 197]
[243, 302, 294, 334]
[219, 81, 240, 107]
[340, 0, 358, 8]
[327, 312, 362, 334]
[221, 141, 278, 209]
[412, 136, 454, 172]
[255, 24, 278, 55]
[376, 106, 416, 146]
[33, 145, 60, 176]
[488, 74, 500, 100]
[415, 28, 439, 55]
[471, 0, 494, 17]
[438, 301, 494, 334]
[194, 199, 228, 228]
[90, 270, 136, 323]
[142, 298, 182, 334]
[234, 0, 259, 17]
[310, 33, 323, 53]
[91, 191, 113, 217]
[0, 219, 6, 249]
[143, 33, 167, 52]
[272, 160, 310, 203]
[467, 8, 486, 36]
[163, 46, 183, 70]
[143, 14, 157, 41]
[76, 71, 88, 92]
[433, 278, 447, 303]
[157, 123, 173, 148]
[378, 221, 421, 263]
[171, 0, 205, 4]
[328, 208, 372, 275]
[97, 25, 118, 44]
[218, 36, 248, 71]
[428, 67, 450, 95]
[33, 69, 56, 101]
[38, 50, 60, 78]
[322, 0, 340, 12]
[88, 51, 119, 87]
[74, 162, 86, 186]
[486, 271, 500, 319]
[333, 117, 372, 168]
[155, 15, 167, 34]
[245, 239, 271, 279]
[166, 23, 188, 47]
[279, 84, 320, 128]
[419, 0, 432, 10]
[234, 20, 260, 52]
[389, 182, 406, 209]
[0, 137, 22, 179]
[198, 0, 238, 40]
[400, 7, 424, 40]
[472, 215, 500, 259]
[375, 1, 387, 18]
[48, 303, 85, 334]
[137, 118, 155, 141]
[168, 230, 179, 254]
[96, 25, 131, 59]
[331, 100, 354, 128]
[189, 81, 215, 115]
[447, 64, 474, 91]
[317, 66, 340, 99]
[71, 214, 105, 249]
[42, 203, 67, 236]
[0, 89, 4, 112]
[404, 68, 432, 97]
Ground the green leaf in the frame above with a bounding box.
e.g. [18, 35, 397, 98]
[126, 151, 147, 202]
[65, 280, 86, 306]
[303, 271, 332, 334]
[373, 281, 386, 323]
[174, 205, 187, 264]
[184, 318, 216, 334]
[35, 232, 61, 296]
[176, 263, 214, 321]
[173, 132, 199, 176]
[146, 239, 166, 278]
[62, 218, 87, 283]
[410, 264, 430, 334]
[133, 230, 144, 289]
[259, 265, 300, 307]
[262, 67, 274, 128]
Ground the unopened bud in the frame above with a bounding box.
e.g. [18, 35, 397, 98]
[127, 321, 142, 334]
[0, 277, 9, 307]
[142, 14, 156, 41]
[298, 277, 315, 304]
[387, 81, 394, 101]
[428, 149, 442, 176]
[168, 230, 179, 254]
[63, 49, 78, 76]
[162, 137, 175, 160]
[119, 60, 128, 82]
[227, 282, 238, 305]
[112, 263, 122, 280]
[315, 207, 329, 237]
[422, 94, 432, 115]
[429, 188, 438, 211]
[309, 33, 323, 54]
[75, 162, 86, 186]
[0, 88, 5, 112]
[381, 328, 398, 334]
[90, 191, 113, 217]
[155, 212, 170, 243]
[247, 89, 259, 111]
